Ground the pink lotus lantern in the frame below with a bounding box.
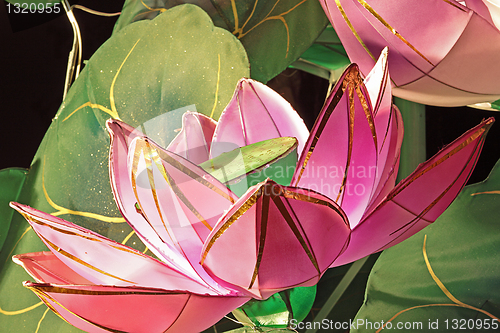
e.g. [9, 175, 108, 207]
[11, 50, 493, 332]
[320, 0, 500, 106]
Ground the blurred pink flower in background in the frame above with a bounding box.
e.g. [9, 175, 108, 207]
[320, 0, 500, 106]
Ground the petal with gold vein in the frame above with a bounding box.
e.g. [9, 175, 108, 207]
[333, 117, 495, 266]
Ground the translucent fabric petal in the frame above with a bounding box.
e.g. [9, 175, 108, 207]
[10, 203, 215, 295]
[291, 65, 378, 227]
[201, 179, 350, 300]
[465, 0, 495, 25]
[12, 251, 93, 285]
[363, 105, 404, 214]
[361, 48, 404, 209]
[108, 120, 239, 294]
[333, 118, 494, 266]
[23, 282, 249, 333]
[481, 0, 500, 28]
[363, 47, 391, 118]
[211, 78, 309, 158]
[320, 0, 500, 106]
[166, 111, 217, 164]
[126, 136, 240, 294]
[108, 119, 199, 279]
[13, 252, 93, 285]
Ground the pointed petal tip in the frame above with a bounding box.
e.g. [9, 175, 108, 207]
[9, 201, 20, 210]
[483, 116, 495, 128]
[105, 118, 129, 137]
[9, 201, 29, 215]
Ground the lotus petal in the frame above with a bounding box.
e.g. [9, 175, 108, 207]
[465, 0, 495, 25]
[109, 119, 240, 293]
[481, 0, 500, 28]
[320, 0, 500, 106]
[13, 251, 93, 285]
[201, 179, 350, 300]
[23, 282, 249, 333]
[291, 64, 378, 227]
[108, 119, 201, 279]
[167, 111, 217, 164]
[360, 48, 404, 209]
[10, 203, 215, 295]
[364, 105, 404, 213]
[128, 135, 243, 292]
[333, 117, 495, 266]
[211, 78, 309, 158]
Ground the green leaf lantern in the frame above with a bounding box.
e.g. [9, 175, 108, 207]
[113, 0, 329, 83]
[0, 168, 27, 253]
[232, 286, 317, 329]
[290, 25, 350, 81]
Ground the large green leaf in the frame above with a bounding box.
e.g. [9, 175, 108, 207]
[354, 158, 500, 332]
[233, 286, 316, 329]
[0, 5, 249, 332]
[0, 168, 27, 253]
[290, 25, 350, 81]
[113, 0, 329, 83]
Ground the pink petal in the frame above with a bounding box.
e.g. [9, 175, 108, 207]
[362, 48, 404, 208]
[478, 0, 500, 28]
[127, 136, 240, 293]
[166, 111, 217, 164]
[292, 65, 378, 227]
[23, 282, 249, 333]
[321, 0, 500, 106]
[10, 203, 218, 295]
[363, 47, 391, 118]
[13, 251, 93, 285]
[108, 119, 196, 276]
[465, 0, 495, 25]
[333, 118, 495, 266]
[201, 179, 350, 300]
[364, 105, 404, 213]
[108, 120, 238, 293]
[211, 78, 309, 158]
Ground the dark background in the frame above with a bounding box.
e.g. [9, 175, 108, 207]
[1, 0, 499, 184]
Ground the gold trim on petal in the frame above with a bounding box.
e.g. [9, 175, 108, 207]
[26, 284, 186, 296]
[295, 66, 363, 186]
[388, 125, 489, 200]
[336, 84, 356, 203]
[333, 0, 376, 61]
[201, 188, 261, 265]
[356, 0, 434, 66]
[356, 85, 377, 148]
[272, 194, 320, 274]
[282, 189, 349, 226]
[26, 286, 128, 333]
[249, 192, 270, 289]
[441, 0, 467, 11]
[39, 234, 136, 284]
[20, 212, 138, 256]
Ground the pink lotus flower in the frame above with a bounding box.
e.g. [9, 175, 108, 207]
[320, 0, 500, 106]
[12, 50, 493, 332]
